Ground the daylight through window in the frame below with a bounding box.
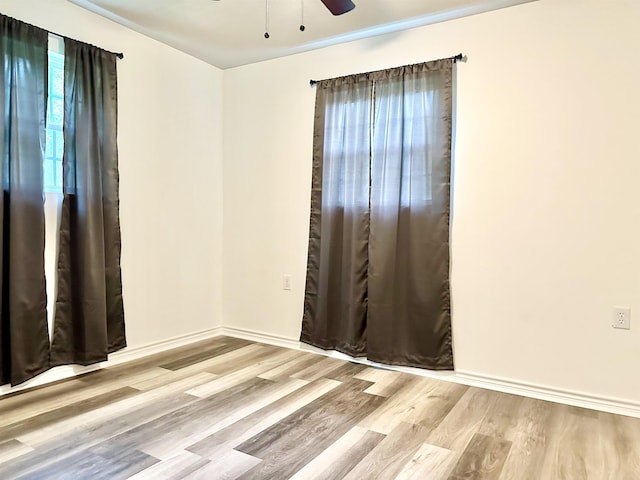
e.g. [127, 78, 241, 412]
[45, 36, 64, 192]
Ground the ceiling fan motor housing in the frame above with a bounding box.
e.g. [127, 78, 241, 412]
[320, 0, 356, 16]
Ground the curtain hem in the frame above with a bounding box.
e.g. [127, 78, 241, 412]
[49, 355, 108, 369]
[300, 337, 454, 371]
[299, 336, 367, 359]
[108, 340, 126, 354]
[366, 352, 454, 371]
[10, 363, 51, 387]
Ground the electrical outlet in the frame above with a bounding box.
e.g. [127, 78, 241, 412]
[612, 306, 631, 330]
[283, 274, 292, 291]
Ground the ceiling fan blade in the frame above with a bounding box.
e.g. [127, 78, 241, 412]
[320, 0, 355, 16]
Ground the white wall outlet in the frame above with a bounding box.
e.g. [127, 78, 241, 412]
[283, 274, 292, 291]
[612, 306, 631, 330]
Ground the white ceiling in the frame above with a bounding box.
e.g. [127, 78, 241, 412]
[68, 0, 535, 69]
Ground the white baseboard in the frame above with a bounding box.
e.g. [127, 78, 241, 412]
[0, 327, 223, 397]
[220, 326, 640, 419]
[221, 326, 300, 350]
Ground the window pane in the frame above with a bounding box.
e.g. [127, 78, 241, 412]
[44, 160, 54, 187]
[51, 66, 63, 96]
[46, 130, 53, 158]
[45, 46, 64, 193]
[55, 160, 63, 188]
[55, 130, 63, 158]
[50, 98, 63, 127]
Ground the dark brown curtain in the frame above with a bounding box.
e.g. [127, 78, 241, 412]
[301, 59, 454, 370]
[0, 15, 51, 386]
[50, 39, 126, 366]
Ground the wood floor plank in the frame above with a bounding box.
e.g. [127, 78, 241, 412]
[538, 404, 638, 480]
[181, 448, 261, 480]
[23, 445, 159, 480]
[394, 442, 456, 480]
[115, 336, 231, 370]
[289, 355, 346, 381]
[322, 361, 368, 382]
[172, 343, 268, 377]
[356, 368, 414, 398]
[343, 422, 431, 480]
[537, 405, 597, 479]
[497, 397, 554, 480]
[122, 340, 263, 384]
[597, 411, 640, 480]
[0, 392, 201, 479]
[78, 336, 235, 378]
[476, 392, 525, 439]
[354, 366, 398, 383]
[235, 380, 383, 479]
[126, 451, 210, 480]
[257, 352, 321, 381]
[0, 374, 150, 429]
[203, 344, 284, 376]
[359, 375, 436, 434]
[427, 387, 500, 452]
[186, 348, 301, 399]
[129, 366, 221, 392]
[236, 379, 374, 457]
[77, 364, 172, 387]
[126, 368, 193, 391]
[36, 450, 158, 480]
[17, 372, 217, 448]
[0, 439, 33, 464]
[0, 379, 86, 422]
[288, 426, 386, 480]
[0, 386, 139, 443]
[159, 340, 253, 371]
[407, 380, 469, 430]
[3, 372, 218, 478]
[140, 378, 309, 460]
[99, 378, 278, 458]
[448, 433, 512, 480]
[187, 377, 341, 456]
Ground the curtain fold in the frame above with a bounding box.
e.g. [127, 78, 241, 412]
[50, 39, 125, 366]
[0, 14, 51, 385]
[301, 60, 454, 370]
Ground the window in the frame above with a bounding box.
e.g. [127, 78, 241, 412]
[321, 80, 437, 210]
[45, 34, 64, 193]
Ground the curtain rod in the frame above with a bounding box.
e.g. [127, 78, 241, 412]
[309, 53, 464, 87]
[1, 13, 124, 59]
[48, 31, 124, 59]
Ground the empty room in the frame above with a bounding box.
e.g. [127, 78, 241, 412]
[0, 0, 639, 478]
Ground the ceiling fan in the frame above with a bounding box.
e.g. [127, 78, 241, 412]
[320, 0, 355, 15]
[210, 0, 355, 16]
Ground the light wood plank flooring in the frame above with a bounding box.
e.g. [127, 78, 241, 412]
[0, 336, 638, 479]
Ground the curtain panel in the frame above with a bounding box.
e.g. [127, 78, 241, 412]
[50, 39, 126, 366]
[302, 73, 372, 357]
[0, 14, 51, 386]
[302, 59, 454, 370]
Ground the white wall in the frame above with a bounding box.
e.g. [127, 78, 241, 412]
[2, 1, 224, 348]
[222, 0, 640, 403]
